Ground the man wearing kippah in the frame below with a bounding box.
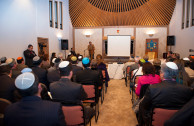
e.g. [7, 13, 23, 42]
[138, 62, 193, 126]
[50, 61, 95, 124]
[4, 72, 66, 126]
[16, 57, 28, 71]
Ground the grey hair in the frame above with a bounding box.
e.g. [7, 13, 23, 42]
[161, 63, 178, 80]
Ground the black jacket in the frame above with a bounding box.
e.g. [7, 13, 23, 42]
[23, 49, 36, 67]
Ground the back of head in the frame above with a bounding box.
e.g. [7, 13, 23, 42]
[96, 54, 103, 64]
[91, 59, 98, 70]
[59, 61, 72, 76]
[153, 58, 161, 66]
[15, 72, 39, 97]
[70, 56, 78, 64]
[33, 56, 42, 66]
[6, 58, 16, 68]
[135, 56, 140, 63]
[1, 57, 7, 63]
[138, 59, 145, 66]
[0, 64, 11, 75]
[82, 57, 90, 68]
[143, 54, 149, 61]
[58, 53, 63, 59]
[161, 62, 178, 80]
[17, 57, 24, 64]
[142, 62, 155, 76]
[174, 59, 185, 72]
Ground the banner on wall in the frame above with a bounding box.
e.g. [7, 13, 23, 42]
[145, 39, 158, 60]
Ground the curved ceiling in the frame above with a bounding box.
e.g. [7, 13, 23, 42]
[87, 0, 149, 12]
[69, 0, 176, 27]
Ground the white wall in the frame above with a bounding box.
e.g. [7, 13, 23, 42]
[0, 0, 73, 60]
[169, 0, 194, 58]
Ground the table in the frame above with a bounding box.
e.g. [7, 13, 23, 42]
[108, 63, 124, 79]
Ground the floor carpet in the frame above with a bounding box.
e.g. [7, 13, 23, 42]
[89, 79, 138, 126]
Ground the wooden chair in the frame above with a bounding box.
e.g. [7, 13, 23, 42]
[125, 66, 131, 87]
[0, 98, 12, 126]
[151, 108, 178, 126]
[82, 85, 99, 123]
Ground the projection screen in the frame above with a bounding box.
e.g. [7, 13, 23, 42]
[107, 35, 131, 57]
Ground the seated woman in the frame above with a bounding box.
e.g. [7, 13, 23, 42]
[96, 54, 110, 87]
[135, 62, 161, 96]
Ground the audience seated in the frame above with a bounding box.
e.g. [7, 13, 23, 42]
[153, 58, 161, 75]
[138, 62, 193, 126]
[16, 57, 28, 71]
[40, 83, 51, 101]
[135, 62, 161, 96]
[50, 61, 95, 124]
[129, 56, 141, 74]
[184, 57, 194, 79]
[77, 55, 83, 68]
[41, 54, 50, 70]
[58, 52, 64, 61]
[31, 56, 48, 88]
[47, 58, 61, 85]
[96, 54, 110, 87]
[0, 57, 7, 64]
[122, 57, 134, 76]
[143, 55, 149, 62]
[6, 58, 21, 79]
[174, 59, 191, 86]
[4, 72, 66, 126]
[164, 96, 194, 126]
[0, 64, 16, 103]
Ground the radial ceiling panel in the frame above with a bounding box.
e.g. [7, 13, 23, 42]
[69, 0, 176, 27]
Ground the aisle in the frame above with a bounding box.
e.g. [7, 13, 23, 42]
[89, 79, 138, 126]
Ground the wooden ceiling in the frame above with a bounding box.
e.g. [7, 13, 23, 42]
[69, 0, 176, 27]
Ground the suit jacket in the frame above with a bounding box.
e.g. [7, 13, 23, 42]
[23, 49, 36, 68]
[72, 65, 83, 81]
[47, 68, 60, 84]
[4, 96, 66, 126]
[50, 78, 87, 103]
[164, 97, 194, 126]
[32, 66, 48, 87]
[139, 80, 193, 125]
[0, 74, 15, 102]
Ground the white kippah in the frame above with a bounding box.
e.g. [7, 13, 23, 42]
[166, 62, 178, 70]
[78, 56, 82, 59]
[15, 73, 35, 90]
[52, 58, 56, 63]
[59, 61, 69, 68]
[21, 68, 32, 73]
[183, 57, 190, 61]
[33, 56, 40, 62]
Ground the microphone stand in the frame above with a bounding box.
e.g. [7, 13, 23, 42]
[84, 49, 87, 57]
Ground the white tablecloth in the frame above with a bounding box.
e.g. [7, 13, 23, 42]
[108, 63, 124, 79]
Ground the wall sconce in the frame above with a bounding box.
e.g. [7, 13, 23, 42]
[148, 33, 154, 37]
[86, 35, 90, 37]
[117, 30, 120, 33]
[57, 33, 62, 40]
[147, 30, 155, 37]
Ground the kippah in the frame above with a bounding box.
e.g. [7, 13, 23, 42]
[15, 73, 35, 90]
[21, 68, 32, 73]
[6, 58, 14, 64]
[71, 56, 77, 61]
[1, 57, 7, 62]
[33, 56, 40, 62]
[52, 58, 56, 63]
[166, 62, 178, 70]
[17, 57, 23, 60]
[140, 59, 146, 63]
[78, 56, 83, 59]
[59, 61, 70, 68]
[82, 57, 90, 64]
[183, 57, 190, 61]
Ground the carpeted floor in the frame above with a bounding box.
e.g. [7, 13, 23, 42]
[89, 79, 138, 126]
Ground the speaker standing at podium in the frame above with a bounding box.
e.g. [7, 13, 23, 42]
[88, 41, 95, 59]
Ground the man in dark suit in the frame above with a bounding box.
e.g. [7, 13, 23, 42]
[69, 56, 83, 82]
[50, 61, 87, 103]
[31, 56, 48, 89]
[0, 64, 15, 103]
[23, 44, 36, 67]
[4, 72, 66, 126]
[139, 62, 193, 126]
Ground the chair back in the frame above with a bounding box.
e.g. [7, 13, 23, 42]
[82, 85, 95, 99]
[62, 105, 84, 126]
[0, 98, 11, 126]
[152, 108, 178, 126]
[139, 84, 150, 99]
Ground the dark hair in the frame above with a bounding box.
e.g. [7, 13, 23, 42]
[40, 83, 51, 100]
[82, 61, 90, 68]
[28, 44, 33, 48]
[168, 51, 173, 54]
[51, 52, 56, 57]
[142, 62, 155, 76]
[161, 63, 178, 80]
[17, 58, 24, 64]
[17, 74, 39, 97]
[138, 60, 144, 66]
[59, 63, 73, 76]
[0, 64, 11, 75]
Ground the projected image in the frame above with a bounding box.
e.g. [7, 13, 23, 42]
[107, 35, 131, 57]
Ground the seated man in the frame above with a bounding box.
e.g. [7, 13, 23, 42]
[16, 57, 28, 71]
[138, 62, 193, 126]
[164, 97, 194, 126]
[75, 57, 101, 98]
[4, 72, 66, 126]
[6, 58, 21, 79]
[50, 61, 95, 124]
